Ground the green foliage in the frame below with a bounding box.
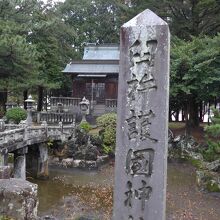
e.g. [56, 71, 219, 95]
[205, 108, 220, 138]
[170, 35, 220, 127]
[190, 158, 204, 169]
[79, 121, 92, 133]
[96, 112, 117, 128]
[5, 107, 27, 124]
[124, 0, 220, 40]
[0, 0, 75, 111]
[205, 125, 220, 138]
[90, 134, 103, 149]
[171, 36, 220, 103]
[97, 113, 117, 154]
[102, 144, 114, 155]
[206, 180, 220, 192]
[59, 0, 123, 53]
[47, 139, 54, 148]
[201, 141, 220, 162]
[102, 126, 116, 147]
[202, 108, 220, 161]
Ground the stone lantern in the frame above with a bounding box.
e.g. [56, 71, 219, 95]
[25, 95, 35, 126]
[79, 97, 90, 122]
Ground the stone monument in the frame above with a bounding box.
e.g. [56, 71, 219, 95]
[113, 9, 170, 220]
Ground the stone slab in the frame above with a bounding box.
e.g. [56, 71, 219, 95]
[113, 9, 170, 220]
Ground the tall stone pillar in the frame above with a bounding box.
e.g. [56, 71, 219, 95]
[113, 9, 170, 220]
[37, 143, 49, 179]
[14, 148, 28, 179]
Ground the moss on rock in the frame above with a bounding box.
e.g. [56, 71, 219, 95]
[206, 180, 220, 192]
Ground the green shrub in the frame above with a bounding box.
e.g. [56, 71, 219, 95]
[205, 107, 220, 138]
[201, 141, 220, 162]
[97, 113, 117, 128]
[203, 107, 220, 161]
[90, 134, 103, 149]
[96, 113, 117, 154]
[79, 121, 92, 133]
[103, 144, 114, 155]
[5, 107, 27, 124]
[206, 180, 220, 192]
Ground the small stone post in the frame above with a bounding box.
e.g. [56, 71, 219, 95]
[113, 9, 170, 220]
[37, 143, 49, 179]
[14, 147, 28, 179]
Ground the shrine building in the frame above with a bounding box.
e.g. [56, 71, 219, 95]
[62, 43, 119, 115]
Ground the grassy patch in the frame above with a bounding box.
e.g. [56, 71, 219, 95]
[189, 158, 204, 169]
[0, 216, 15, 220]
[169, 122, 185, 129]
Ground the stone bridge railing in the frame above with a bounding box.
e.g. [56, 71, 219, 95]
[35, 112, 75, 124]
[0, 122, 74, 153]
[0, 122, 75, 180]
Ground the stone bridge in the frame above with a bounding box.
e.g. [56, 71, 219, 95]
[0, 122, 74, 179]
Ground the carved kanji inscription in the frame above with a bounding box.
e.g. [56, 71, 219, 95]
[124, 181, 134, 208]
[126, 148, 154, 176]
[124, 180, 152, 211]
[135, 180, 152, 211]
[126, 110, 158, 142]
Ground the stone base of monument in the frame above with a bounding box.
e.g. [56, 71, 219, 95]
[0, 178, 38, 220]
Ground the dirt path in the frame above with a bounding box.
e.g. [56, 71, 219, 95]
[167, 162, 220, 220]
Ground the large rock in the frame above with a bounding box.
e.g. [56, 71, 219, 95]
[0, 178, 38, 219]
[196, 170, 220, 192]
[168, 135, 200, 160]
[206, 159, 220, 172]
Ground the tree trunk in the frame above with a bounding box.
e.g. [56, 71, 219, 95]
[182, 109, 185, 121]
[0, 90, 7, 113]
[23, 90, 28, 110]
[37, 86, 44, 112]
[199, 101, 203, 122]
[208, 101, 211, 125]
[185, 96, 199, 135]
[214, 98, 217, 108]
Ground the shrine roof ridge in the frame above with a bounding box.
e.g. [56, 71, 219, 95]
[69, 59, 119, 64]
[85, 43, 119, 47]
